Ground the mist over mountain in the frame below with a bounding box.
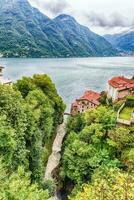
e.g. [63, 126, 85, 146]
[0, 0, 118, 57]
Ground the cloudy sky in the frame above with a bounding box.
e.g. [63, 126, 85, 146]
[28, 0, 134, 35]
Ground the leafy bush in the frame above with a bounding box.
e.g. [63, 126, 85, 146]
[100, 91, 107, 105]
[70, 168, 134, 200]
[0, 158, 50, 200]
[126, 95, 134, 107]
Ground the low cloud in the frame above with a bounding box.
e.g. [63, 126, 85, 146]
[44, 0, 70, 15]
[29, 0, 70, 16]
[85, 12, 134, 28]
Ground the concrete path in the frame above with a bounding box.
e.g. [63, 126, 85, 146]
[44, 122, 66, 180]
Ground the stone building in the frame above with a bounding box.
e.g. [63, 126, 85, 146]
[107, 76, 134, 102]
[71, 90, 101, 115]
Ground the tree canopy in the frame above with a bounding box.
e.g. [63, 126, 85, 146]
[0, 74, 65, 199]
[61, 106, 134, 199]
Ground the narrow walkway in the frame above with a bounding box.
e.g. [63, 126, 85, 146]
[44, 122, 66, 180]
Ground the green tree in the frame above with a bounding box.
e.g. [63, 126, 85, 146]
[15, 74, 66, 125]
[0, 74, 65, 186]
[0, 159, 50, 200]
[0, 116, 16, 168]
[107, 127, 132, 152]
[0, 85, 28, 169]
[70, 168, 134, 200]
[67, 114, 85, 133]
[85, 106, 116, 131]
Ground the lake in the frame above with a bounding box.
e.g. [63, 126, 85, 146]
[0, 57, 134, 111]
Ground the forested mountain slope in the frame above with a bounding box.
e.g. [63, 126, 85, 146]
[104, 30, 134, 55]
[0, 0, 118, 57]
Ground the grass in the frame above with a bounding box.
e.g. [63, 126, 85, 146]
[119, 107, 133, 121]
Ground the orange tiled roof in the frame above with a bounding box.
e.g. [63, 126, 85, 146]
[78, 90, 101, 105]
[71, 90, 101, 111]
[108, 76, 134, 91]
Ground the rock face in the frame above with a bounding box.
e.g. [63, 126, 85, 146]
[0, 0, 118, 57]
[104, 30, 134, 55]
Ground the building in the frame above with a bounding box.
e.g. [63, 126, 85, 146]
[71, 90, 101, 115]
[0, 66, 12, 85]
[107, 76, 134, 102]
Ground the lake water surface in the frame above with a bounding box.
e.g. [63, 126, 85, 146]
[0, 57, 134, 111]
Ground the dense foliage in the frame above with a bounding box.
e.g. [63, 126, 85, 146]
[70, 168, 134, 200]
[0, 159, 50, 200]
[61, 106, 134, 199]
[126, 95, 134, 107]
[0, 74, 65, 199]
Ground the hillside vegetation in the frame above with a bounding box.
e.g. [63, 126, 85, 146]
[0, 0, 118, 58]
[104, 31, 134, 55]
[0, 74, 65, 199]
[60, 106, 134, 199]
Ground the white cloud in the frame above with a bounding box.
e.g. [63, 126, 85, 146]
[28, 0, 134, 35]
[29, 0, 70, 16]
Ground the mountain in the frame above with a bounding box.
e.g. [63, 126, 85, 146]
[0, 0, 118, 58]
[44, 14, 118, 57]
[104, 30, 134, 55]
[0, 0, 52, 57]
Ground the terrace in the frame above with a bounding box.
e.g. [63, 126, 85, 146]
[119, 107, 133, 121]
[117, 95, 134, 126]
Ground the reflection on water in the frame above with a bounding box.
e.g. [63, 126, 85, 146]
[0, 57, 134, 111]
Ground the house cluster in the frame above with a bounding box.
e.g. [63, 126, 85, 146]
[0, 66, 12, 85]
[107, 76, 134, 102]
[71, 76, 134, 115]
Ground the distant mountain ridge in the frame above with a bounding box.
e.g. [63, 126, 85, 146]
[0, 0, 118, 57]
[104, 30, 134, 55]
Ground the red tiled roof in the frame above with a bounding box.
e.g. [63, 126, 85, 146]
[108, 76, 134, 91]
[78, 90, 101, 105]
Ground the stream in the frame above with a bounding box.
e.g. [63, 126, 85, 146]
[44, 122, 67, 199]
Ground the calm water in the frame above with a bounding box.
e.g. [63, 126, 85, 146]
[0, 57, 134, 111]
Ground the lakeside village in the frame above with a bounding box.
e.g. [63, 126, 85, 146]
[0, 66, 134, 126]
[71, 76, 134, 126]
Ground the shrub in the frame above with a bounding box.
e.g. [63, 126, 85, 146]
[126, 95, 134, 107]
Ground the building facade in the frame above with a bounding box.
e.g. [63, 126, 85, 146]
[71, 90, 101, 115]
[107, 76, 134, 102]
